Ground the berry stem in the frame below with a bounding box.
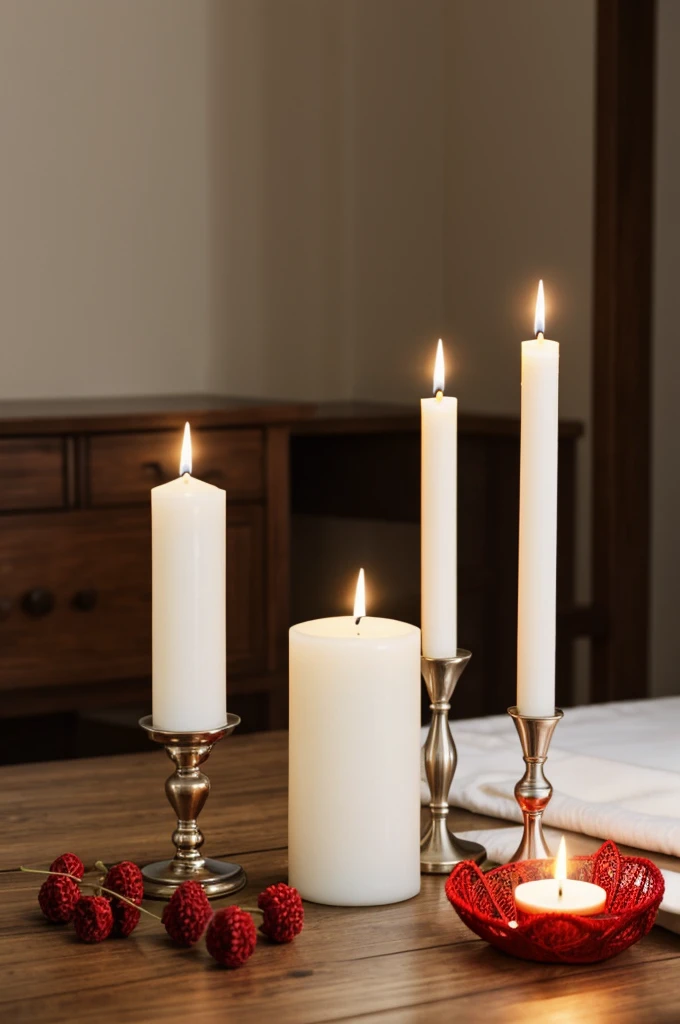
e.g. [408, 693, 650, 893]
[19, 866, 163, 922]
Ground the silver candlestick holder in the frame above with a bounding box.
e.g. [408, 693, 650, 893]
[420, 651, 486, 873]
[507, 706, 564, 862]
[139, 713, 247, 900]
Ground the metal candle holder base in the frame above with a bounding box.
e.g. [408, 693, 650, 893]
[507, 706, 564, 862]
[420, 651, 486, 873]
[139, 713, 247, 900]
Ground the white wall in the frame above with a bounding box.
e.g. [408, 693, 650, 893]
[651, 0, 680, 696]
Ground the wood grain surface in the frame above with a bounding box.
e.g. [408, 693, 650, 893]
[2, 731, 679, 1023]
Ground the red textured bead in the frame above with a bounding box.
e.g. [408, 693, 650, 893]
[73, 895, 114, 943]
[162, 881, 213, 946]
[257, 883, 304, 943]
[104, 861, 144, 938]
[38, 875, 81, 924]
[206, 906, 257, 967]
[49, 853, 85, 880]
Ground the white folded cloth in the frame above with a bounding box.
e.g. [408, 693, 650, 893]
[421, 696, 680, 858]
[421, 696, 680, 931]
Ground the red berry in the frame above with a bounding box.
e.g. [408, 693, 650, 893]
[110, 902, 141, 938]
[49, 853, 85, 880]
[257, 883, 304, 943]
[206, 906, 257, 967]
[104, 861, 144, 905]
[162, 881, 212, 946]
[104, 861, 144, 937]
[73, 895, 113, 943]
[38, 875, 80, 924]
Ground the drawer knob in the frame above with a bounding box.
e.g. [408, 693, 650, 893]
[22, 588, 55, 618]
[72, 588, 98, 612]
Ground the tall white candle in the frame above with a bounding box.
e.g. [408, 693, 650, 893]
[288, 571, 421, 906]
[517, 282, 559, 717]
[421, 339, 457, 657]
[152, 423, 227, 732]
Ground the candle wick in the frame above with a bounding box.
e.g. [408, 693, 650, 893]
[558, 884, 563, 899]
[536, 331, 544, 342]
[355, 616, 363, 627]
[435, 390, 443, 402]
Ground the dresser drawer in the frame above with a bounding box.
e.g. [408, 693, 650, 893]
[88, 429, 264, 506]
[0, 438, 65, 511]
[0, 505, 266, 690]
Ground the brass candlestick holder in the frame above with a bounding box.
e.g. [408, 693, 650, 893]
[139, 713, 246, 900]
[507, 706, 564, 862]
[420, 651, 486, 873]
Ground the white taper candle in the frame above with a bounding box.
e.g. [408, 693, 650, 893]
[152, 423, 227, 732]
[517, 282, 560, 717]
[421, 340, 457, 658]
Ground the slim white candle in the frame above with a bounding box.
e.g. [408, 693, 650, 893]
[421, 340, 457, 658]
[517, 282, 560, 717]
[152, 423, 227, 732]
[288, 570, 421, 906]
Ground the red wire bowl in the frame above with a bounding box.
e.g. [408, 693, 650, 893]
[445, 840, 665, 964]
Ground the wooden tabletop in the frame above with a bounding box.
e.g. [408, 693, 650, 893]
[3, 731, 679, 1023]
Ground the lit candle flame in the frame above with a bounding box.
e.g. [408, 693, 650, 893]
[534, 279, 545, 338]
[179, 422, 192, 476]
[353, 568, 366, 623]
[555, 836, 567, 897]
[433, 339, 445, 397]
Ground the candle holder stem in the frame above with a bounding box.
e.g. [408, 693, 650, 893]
[507, 706, 564, 862]
[139, 714, 247, 899]
[420, 651, 486, 873]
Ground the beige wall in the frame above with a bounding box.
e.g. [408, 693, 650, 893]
[0, 0, 212, 398]
[651, 0, 680, 696]
[0, 0, 593, 414]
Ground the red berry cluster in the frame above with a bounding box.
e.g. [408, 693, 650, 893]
[161, 880, 303, 966]
[37, 853, 144, 943]
[161, 880, 305, 968]
[32, 854, 305, 969]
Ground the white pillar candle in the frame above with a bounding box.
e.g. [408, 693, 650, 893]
[289, 570, 421, 906]
[421, 340, 457, 658]
[152, 423, 227, 732]
[514, 838, 606, 916]
[517, 282, 559, 717]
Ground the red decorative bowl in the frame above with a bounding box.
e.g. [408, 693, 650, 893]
[445, 840, 664, 964]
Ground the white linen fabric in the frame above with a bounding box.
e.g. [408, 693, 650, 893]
[421, 697, 680, 857]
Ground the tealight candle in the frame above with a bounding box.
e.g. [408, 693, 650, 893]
[514, 837, 607, 917]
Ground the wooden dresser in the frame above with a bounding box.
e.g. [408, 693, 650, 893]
[0, 396, 314, 740]
[0, 397, 585, 763]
